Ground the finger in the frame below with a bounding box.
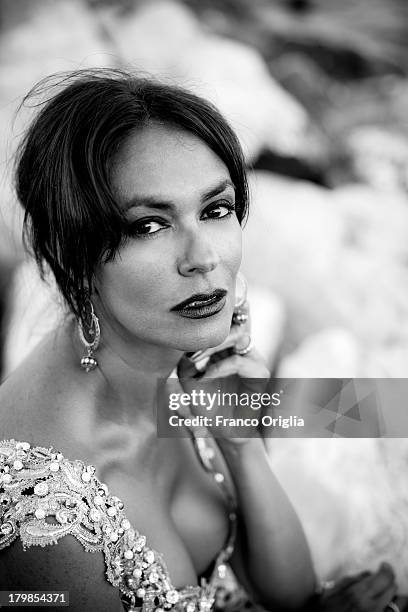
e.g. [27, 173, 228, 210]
[203, 350, 269, 379]
[187, 326, 250, 364]
[202, 354, 250, 379]
[328, 572, 372, 596]
[343, 577, 397, 612]
[363, 563, 396, 597]
[177, 354, 202, 378]
[371, 583, 398, 612]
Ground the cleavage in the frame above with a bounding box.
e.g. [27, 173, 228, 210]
[96, 436, 230, 587]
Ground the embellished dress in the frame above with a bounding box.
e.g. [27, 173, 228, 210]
[0, 438, 256, 612]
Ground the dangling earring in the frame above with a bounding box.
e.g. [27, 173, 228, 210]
[232, 272, 248, 326]
[78, 299, 100, 372]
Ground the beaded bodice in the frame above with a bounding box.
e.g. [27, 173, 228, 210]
[0, 439, 242, 612]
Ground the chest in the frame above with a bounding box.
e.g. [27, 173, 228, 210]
[2, 394, 233, 589]
[93, 436, 232, 588]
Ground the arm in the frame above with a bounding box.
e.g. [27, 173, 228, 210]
[177, 327, 315, 609]
[0, 536, 124, 612]
[218, 437, 316, 611]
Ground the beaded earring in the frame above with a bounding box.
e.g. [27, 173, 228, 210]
[232, 272, 248, 326]
[78, 299, 100, 372]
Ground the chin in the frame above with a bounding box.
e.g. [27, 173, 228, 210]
[176, 310, 233, 352]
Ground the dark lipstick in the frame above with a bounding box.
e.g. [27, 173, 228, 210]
[171, 289, 227, 319]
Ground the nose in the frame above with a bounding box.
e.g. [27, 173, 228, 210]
[177, 230, 219, 277]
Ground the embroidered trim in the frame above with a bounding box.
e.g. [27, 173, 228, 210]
[0, 439, 235, 611]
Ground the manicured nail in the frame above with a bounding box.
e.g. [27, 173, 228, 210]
[188, 350, 211, 363]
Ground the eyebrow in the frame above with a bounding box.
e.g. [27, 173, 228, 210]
[124, 178, 235, 211]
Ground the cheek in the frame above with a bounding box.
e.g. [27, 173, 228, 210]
[95, 247, 170, 312]
[221, 222, 242, 274]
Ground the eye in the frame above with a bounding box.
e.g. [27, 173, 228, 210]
[125, 218, 169, 238]
[202, 201, 236, 220]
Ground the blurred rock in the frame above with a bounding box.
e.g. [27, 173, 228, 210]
[188, 0, 408, 79]
[101, 0, 313, 160]
[271, 53, 334, 120]
[184, 0, 408, 187]
[346, 126, 408, 192]
[278, 328, 364, 378]
[252, 147, 329, 187]
[242, 172, 408, 358]
[0, 0, 115, 265]
[247, 284, 286, 371]
[268, 437, 408, 590]
[0, 0, 115, 101]
[3, 261, 64, 378]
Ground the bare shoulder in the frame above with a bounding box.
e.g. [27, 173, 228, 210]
[0, 536, 124, 611]
[0, 323, 87, 448]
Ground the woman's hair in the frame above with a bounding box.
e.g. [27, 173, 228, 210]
[15, 68, 249, 319]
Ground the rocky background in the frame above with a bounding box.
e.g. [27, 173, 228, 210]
[1, 0, 408, 591]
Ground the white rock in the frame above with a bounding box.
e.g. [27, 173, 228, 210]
[104, 0, 311, 160]
[242, 172, 408, 354]
[267, 437, 408, 591]
[278, 328, 362, 378]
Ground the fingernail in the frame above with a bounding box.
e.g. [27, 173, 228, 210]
[188, 350, 208, 363]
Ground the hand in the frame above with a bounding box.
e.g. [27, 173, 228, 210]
[177, 314, 271, 446]
[315, 564, 398, 612]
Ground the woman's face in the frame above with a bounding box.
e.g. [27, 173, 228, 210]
[93, 123, 242, 353]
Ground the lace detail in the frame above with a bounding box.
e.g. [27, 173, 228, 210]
[0, 439, 239, 612]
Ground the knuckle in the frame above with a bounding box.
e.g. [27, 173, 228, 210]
[231, 355, 240, 368]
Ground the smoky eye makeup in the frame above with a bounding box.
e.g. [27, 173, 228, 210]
[201, 200, 236, 220]
[121, 188, 237, 240]
[123, 216, 170, 238]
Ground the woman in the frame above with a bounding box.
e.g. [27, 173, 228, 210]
[0, 70, 400, 612]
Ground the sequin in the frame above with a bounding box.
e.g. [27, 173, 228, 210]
[16, 442, 30, 451]
[89, 508, 101, 522]
[56, 510, 69, 524]
[0, 522, 13, 535]
[135, 535, 146, 550]
[144, 550, 155, 565]
[166, 590, 179, 604]
[217, 565, 227, 579]
[0, 438, 239, 612]
[35, 508, 46, 519]
[127, 577, 138, 589]
[34, 483, 48, 496]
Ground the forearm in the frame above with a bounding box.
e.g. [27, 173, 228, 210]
[218, 438, 316, 610]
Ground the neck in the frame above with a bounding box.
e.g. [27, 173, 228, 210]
[69, 316, 182, 427]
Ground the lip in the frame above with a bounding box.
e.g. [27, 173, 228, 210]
[171, 289, 227, 319]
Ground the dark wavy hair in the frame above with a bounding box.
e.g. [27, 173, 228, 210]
[15, 69, 249, 319]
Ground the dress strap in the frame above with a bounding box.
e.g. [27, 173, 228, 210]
[185, 428, 238, 581]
